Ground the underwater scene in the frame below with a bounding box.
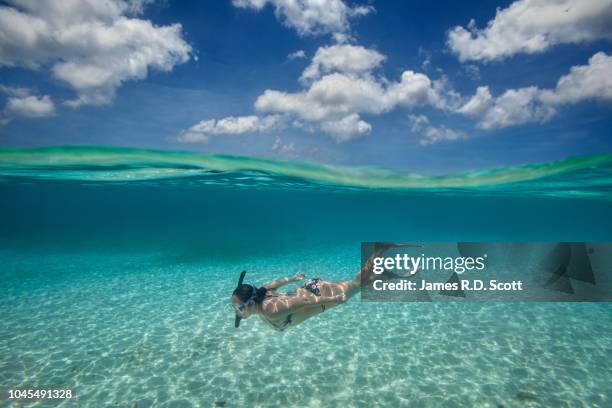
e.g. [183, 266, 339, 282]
[1, 146, 611, 407]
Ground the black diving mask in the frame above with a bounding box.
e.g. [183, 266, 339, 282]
[233, 270, 256, 328]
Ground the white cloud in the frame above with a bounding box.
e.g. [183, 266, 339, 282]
[253, 67, 456, 140]
[232, 0, 373, 38]
[0, 0, 191, 107]
[5, 95, 55, 118]
[418, 47, 432, 71]
[462, 64, 481, 80]
[448, 0, 612, 62]
[176, 132, 210, 144]
[0, 84, 31, 98]
[256, 73, 390, 122]
[420, 126, 467, 146]
[184, 44, 458, 143]
[320, 113, 371, 142]
[300, 44, 385, 82]
[409, 114, 467, 146]
[540, 51, 612, 104]
[178, 115, 282, 143]
[1, 85, 55, 123]
[183, 47, 612, 145]
[255, 71, 444, 142]
[458, 52, 612, 129]
[387, 71, 453, 109]
[250, 42, 459, 141]
[272, 136, 297, 156]
[288, 50, 306, 60]
[457, 86, 492, 117]
[477, 86, 556, 130]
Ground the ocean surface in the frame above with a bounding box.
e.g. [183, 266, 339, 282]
[1, 146, 611, 407]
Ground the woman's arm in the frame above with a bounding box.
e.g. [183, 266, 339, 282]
[263, 272, 305, 290]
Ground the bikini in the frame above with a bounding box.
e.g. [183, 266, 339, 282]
[264, 278, 324, 331]
[303, 278, 322, 296]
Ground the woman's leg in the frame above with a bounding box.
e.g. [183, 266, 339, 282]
[317, 243, 420, 300]
[317, 279, 359, 299]
[290, 244, 420, 325]
[282, 287, 345, 327]
[287, 250, 385, 327]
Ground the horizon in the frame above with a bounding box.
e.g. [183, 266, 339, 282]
[2, 144, 611, 186]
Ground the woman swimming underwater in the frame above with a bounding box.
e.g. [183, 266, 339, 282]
[230, 243, 413, 331]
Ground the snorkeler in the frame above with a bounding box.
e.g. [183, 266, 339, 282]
[230, 243, 416, 331]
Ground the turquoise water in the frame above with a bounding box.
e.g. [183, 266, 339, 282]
[1, 146, 612, 407]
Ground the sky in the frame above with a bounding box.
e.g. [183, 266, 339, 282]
[0, 0, 611, 173]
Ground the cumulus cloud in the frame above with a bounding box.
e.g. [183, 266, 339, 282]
[388, 71, 456, 110]
[540, 51, 612, 104]
[0, 84, 31, 98]
[417, 47, 433, 71]
[458, 52, 612, 129]
[272, 136, 297, 156]
[448, 0, 612, 62]
[300, 44, 385, 82]
[320, 113, 371, 142]
[184, 43, 459, 143]
[287, 50, 306, 60]
[178, 115, 282, 143]
[253, 69, 454, 141]
[457, 86, 493, 117]
[0, 0, 191, 107]
[176, 132, 211, 144]
[476, 86, 556, 130]
[256, 73, 388, 120]
[182, 44, 612, 145]
[460, 86, 547, 130]
[232, 0, 373, 38]
[462, 64, 481, 80]
[5, 95, 55, 118]
[250, 43, 460, 141]
[409, 114, 467, 146]
[0, 85, 55, 124]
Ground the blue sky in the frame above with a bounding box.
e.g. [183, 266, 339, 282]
[0, 0, 611, 172]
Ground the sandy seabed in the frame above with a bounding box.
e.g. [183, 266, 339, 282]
[1, 247, 611, 407]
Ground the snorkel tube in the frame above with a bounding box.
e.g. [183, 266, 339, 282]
[234, 270, 247, 328]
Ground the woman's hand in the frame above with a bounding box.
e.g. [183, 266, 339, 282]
[292, 272, 305, 281]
